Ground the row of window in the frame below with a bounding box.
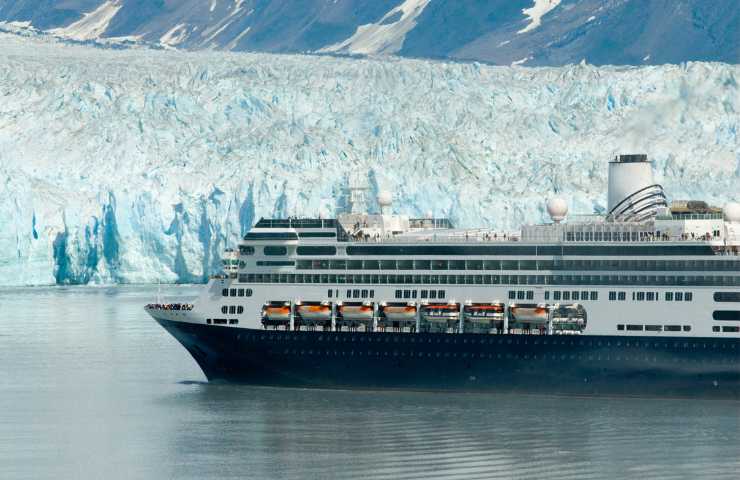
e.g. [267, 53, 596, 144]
[618, 324, 691, 332]
[238, 272, 740, 287]
[713, 311, 740, 321]
[221, 305, 245, 315]
[249, 333, 737, 354]
[222, 288, 254, 297]
[713, 326, 740, 333]
[294, 258, 739, 272]
[206, 318, 239, 325]
[328, 289, 375, 299]
[609, 291, 694, 302]
[256, 261, 295, 267]
[394, 289, 447, 300]
[547, 291, 599, 301]
[344, 244, 716, 257]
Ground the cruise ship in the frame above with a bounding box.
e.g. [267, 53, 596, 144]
[147, 155, 740, 398]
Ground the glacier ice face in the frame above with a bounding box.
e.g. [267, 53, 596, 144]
[0, 32, 738, 286]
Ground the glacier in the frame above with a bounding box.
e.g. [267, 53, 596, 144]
[0, 31, 738, 286]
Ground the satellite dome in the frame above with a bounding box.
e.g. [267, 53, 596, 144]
[724, 202, 740, 223]
[546, 197, 568, 223]
[377, 190, 393, 207]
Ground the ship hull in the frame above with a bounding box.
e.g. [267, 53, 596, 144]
[156, 318, 740, 399]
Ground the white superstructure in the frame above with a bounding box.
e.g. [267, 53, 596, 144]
[148, 155, 740, 340]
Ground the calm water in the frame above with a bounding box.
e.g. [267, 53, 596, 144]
[1, 286, 738, 479]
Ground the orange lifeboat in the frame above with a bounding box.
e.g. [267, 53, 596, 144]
[509, 304, 549, 324]
[296, 303, 332, 322]
[339, 304, 374, 322]
[263, 305, 291, 321]
[382, 304, 417, 321]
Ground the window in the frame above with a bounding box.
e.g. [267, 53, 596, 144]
[328, 289, 333, 298]
[517, 291, 525, 300]
[722, 326, 740, 333]
[429, 290, 437, 299]
[238, 288, 244, 297]
[370, 290, 375, 299]
[590, 291, 598, 301]
[636, 292, 645, 301]
[237, 306, 244, 314]
[264, 246, 287, 256]
[554, 291, 561, 301]
[438, 290, 446, 299]
[609, 291, 616, 301]
[618, 292, 626, 301]
[645, 325, 662, 332]
[562, 291, 570, 301]
[508, 291, 516, 300]
[617, 324, 625, 331]
[421, 290, 428, 299]
[684, 292, 693, 301]
[713, 326, 721, 332]
[222, 288, 228, 297]
[675, 292, 683, 301]
[683, 325, 691, 332]
[526, 291, 534, 300]
[229, 319, 239, 325]
[664, 325, 681, 332]
[246, 289, 253, 296]
[714, 292, 740, 302]
[213, 318, 227, 325]
[412, 290, 418, 299]
[353, 289, 360, 298]
[713, 310, 740, 321]
[403, 290, 411, 299]
[361, 289, 368, 298]
[665, 292, 673, 301]
[296, 246, 336, 255]
[626, 325, 643, 331]
[646, 292, 655, 301]
[581, 291, 589, 300]
[395, 290, 402, 299]
[545, 291, 550, 300]
[229, 288, 237, 296]
[221, 306, 228, 314]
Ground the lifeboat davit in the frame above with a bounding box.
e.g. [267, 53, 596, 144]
[421, 303, 460, 323]
[263, 304, 291, 321]
[339, 304, 374, 322]
[296, 303, 332, 321]
[509, 304, 549, 324]
[382, 304, 417, 321]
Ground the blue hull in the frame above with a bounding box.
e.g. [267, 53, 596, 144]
[156, 319, 740, 399]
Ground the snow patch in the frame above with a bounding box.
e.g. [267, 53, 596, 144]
[586, 15, 596, 22]
[49, 1, 123, 41]
[518, 0, 561, 34]
[319, 0, 431, 55]
[160, 24, 189, 46]
[227, 26, 251, 50]
[511, 56, 531, 66]
[210, 0, 218, 13]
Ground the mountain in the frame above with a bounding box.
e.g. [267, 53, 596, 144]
[0, 0, 737, 66]
[0, 31, 737, 286]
